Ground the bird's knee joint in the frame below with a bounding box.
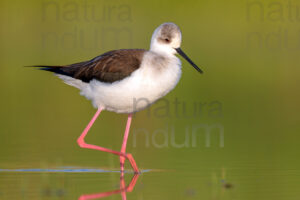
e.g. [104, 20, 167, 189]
[77, 138, 86, 147]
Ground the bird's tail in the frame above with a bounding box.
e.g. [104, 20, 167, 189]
[25, 65, 70, 76]
[26, 65, 85, 89]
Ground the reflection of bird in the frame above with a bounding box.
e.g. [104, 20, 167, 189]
[79, 174, 139, 200]
[32, 22, 202, 173]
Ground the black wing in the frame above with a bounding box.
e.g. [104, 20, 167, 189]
[34, 49, 146, 83]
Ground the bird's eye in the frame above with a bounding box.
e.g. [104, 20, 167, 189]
[165, 38, 170, 42]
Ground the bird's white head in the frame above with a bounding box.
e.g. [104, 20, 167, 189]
[150, 22, 203, 73]
[150, 22, 182, 55]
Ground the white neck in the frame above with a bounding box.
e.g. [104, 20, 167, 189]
[150, 41, 177, 57]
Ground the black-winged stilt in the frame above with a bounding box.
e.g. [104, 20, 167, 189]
[31, 22, 203, 174]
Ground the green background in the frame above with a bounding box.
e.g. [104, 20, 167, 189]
[0, 0, 299, 199]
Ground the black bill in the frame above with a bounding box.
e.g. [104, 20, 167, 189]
[175, 48, 203, 74]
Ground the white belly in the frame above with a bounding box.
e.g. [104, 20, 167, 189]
[59, 53, 182, 113]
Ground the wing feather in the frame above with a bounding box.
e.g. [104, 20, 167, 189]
[37, 49, 146, 83]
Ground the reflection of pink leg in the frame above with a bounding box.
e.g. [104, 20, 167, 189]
[120, 114, 133, 172]
[78, 174, 139, 200]
[77, 108, 139, 173]
[120, 175, 127, 200]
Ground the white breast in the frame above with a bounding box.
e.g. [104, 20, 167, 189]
[59, 51, 182, 113]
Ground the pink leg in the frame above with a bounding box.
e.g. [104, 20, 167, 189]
[77, 108, 139, 173]
[120, 114, 133, 172]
